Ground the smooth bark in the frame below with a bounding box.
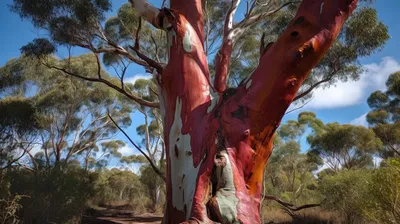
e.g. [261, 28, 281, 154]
[131, 0, 358, 223]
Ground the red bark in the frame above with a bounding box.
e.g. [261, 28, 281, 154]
[137, 0, 358, 223]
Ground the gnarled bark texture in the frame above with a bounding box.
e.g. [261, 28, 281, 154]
[133, 0, 358, 223]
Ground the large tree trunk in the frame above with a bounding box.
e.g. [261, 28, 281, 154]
[132, 0, 358, 223]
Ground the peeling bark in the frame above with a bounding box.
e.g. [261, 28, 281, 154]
[129, 0, 358, 223]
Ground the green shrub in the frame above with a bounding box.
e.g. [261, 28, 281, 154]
[319, 169, 371, 223]
[7, 165, 97, 224]
[91, 168, 154, 214]
[320, 161, 400, 224]
[363, 158, 400, 223]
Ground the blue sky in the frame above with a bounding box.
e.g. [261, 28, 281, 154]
[1, 0, 399, 157]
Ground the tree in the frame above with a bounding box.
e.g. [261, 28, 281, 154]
[10, 0, 388, 222]
[0, 58, 39, 170]
[0, 55, 133, 170]
[301, 112, 383, 171]
[0, 97, 38, 170]
[367, 71, 400, 158]
[140, 164, 166, 212]
[263, 119, 322, 208]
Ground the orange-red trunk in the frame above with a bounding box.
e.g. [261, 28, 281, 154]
[156, 0, 358, 223]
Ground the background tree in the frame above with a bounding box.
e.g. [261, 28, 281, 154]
[0, 55, 134, 169]
[0, 59, 38, 170]
[263, 119, 322, 208]
[367, 71, 400, 158]
[9, 0, 388, 223]
[301, 111, 383, 171]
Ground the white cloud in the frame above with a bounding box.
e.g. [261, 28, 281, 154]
[350, 113, 368, 127]
[119, 145, 136, 156]
[363, 57, 400, 91]
[303, 57, 400, 109]
[306, 80, 365, 109]
[125, 74, 151, 85]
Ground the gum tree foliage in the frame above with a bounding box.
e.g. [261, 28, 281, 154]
[0, 59, 39, 170]
[9, 0, 389, 223]
[300, 112, 383, 172]
[0, 55, 134, 169]
[10, 0, 388, 103]
[367, 71, 400, 158]
[264, 118, 323, 205]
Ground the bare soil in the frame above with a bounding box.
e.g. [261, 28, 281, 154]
[82, 207, 162, 224]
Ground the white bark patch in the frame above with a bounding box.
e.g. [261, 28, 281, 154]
[202, 84, 210, 98]
[215, 150, 239, 223]
[169, 98, 202, 219]
[131, 0, 159, 24]
[183, 24, 193, 53]
[207, 88, 220, 113]
[246, 79, 252, 89]
[320, 1, 325, 14]
[226, 0, 241, 41]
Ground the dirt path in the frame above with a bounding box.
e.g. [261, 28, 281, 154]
[93, 215, 162, 224]
[81, 208, 162, 224]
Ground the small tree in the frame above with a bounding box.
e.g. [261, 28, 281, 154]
[367, 71, 400, 158]
[1, 55, 133, 169]
[310, 123, 383, 171]
[264, 119, 322, 204]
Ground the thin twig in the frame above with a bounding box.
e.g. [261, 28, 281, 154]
[131, 18, 164, 73]
[285, 96, 314, 114]
[107, 113, 166, 182]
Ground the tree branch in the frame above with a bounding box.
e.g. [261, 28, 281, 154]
[93, 47, 148, 68]
[128, 0, 162, 29]
[233, 1, 299, 40]
[213, 0, 241, 93]
[264, 194, 320, 212]
[107, 113, 166, 182]
[293, 76, 333, 102]
[285, 96, 314, 114]
[242, 0, 359, 193]
[130, 18, 164, 74]
[170, 0, 205, 43]
[42, 63, 160, 108]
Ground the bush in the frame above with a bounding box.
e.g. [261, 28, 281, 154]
[6, 165, 97, 224]
[91, 168, 153, 214]
[319, 169, 371, 223]
[0, 194, 24, 224]
[364, 158, 400, 223]
[320, 161, 400, 224]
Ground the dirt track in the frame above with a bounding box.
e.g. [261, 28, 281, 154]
[86, 215, 162, 224]
[81, 208, 162, 224]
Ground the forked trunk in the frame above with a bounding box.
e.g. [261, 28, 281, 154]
[132, 0, 358, 223]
